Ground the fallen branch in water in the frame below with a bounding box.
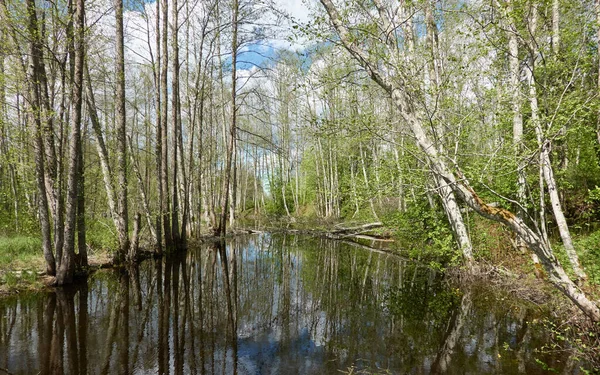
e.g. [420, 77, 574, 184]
[330, 222, 383, 234]
[345, 234, 395, 242]
[324, 222, 389, 241]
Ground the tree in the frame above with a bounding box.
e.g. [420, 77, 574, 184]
[161, 0, 172, 247]
[317, 0, 600, 322]
[115, 0, 130, 260]
[20, 0, 56, 276]
[170, 0, 181, 246]
[217, 0, 239, 237]
[56, 0, 85, 285]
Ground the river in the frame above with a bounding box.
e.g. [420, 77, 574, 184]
[0, 234, 577, 374]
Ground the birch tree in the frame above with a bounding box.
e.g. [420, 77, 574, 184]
[317, 0, 600, 322]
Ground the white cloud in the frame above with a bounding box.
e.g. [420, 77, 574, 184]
[274, 0, 311, 23]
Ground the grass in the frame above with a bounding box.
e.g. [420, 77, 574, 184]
[551, 230, 600, 291]
[0, 236, 43, 268]
[0, 236, 45, 292]
[0, 230, 118, 296]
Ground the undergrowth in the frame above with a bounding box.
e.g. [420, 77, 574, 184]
[0, 236, 42, 268]
[0, 236, 44, 291]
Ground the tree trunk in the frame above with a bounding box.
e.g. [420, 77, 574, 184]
[596, 0, 600, 147]
[229, 143, 237, 226]
[435, 174, 474, 264]
[526, 4, 585, 280]
[393, 145, 405, 212]
[128, 213, 141, 261]
[171, 0, 181, 246]
[34, 115, 56, 276]
[161, 0, 172, 247]
[504, 0, 534, 264]
[77, 117, 86, 267]
[217, 0, 239, 237]
[57, 0, 84, 285]
[23, 0, 57, 276]
[423, 0, 472, 263]
[359, 142, 378, 219]
[552, 0, 560, 54]
[85, 65, 128, 251]
[154, 0, 163, 253]
[114, 0, 130, 261]
[350, 160, 360, 218]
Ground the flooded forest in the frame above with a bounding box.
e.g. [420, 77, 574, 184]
[1, 0, 600, 373]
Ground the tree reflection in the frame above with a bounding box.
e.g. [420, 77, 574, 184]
[0, 234, 579, 374]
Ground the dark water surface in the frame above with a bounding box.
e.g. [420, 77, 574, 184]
[0, 234, 577, 374]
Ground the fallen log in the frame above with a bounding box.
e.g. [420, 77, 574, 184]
[346, 234, 395, 242]
[330, 222, 383, 234]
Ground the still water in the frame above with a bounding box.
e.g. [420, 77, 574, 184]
[0, 234, 577, 374]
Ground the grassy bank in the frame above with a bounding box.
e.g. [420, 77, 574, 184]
[0, 234, 115, 295]
[0, 236, 46, 294]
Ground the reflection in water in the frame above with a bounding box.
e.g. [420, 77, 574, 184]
[0, 234, 576, 374]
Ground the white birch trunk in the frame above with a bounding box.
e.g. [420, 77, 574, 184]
[526, 5, 585, 280]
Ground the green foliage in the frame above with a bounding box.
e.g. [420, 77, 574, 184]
[534, 317, 600, 373]
[382, 202, 458, 268]
[264, 172, 296, 217]
[570, 230, 600, 286]
[0, 194, 38, 237]
[86, 221, 118, 252]
[575, 186, 600, 226]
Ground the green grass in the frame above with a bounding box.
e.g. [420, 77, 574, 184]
[573, 231, 600, 287]
[0, 236, 42, 267]
[0, 236, 44, 291]
[552, 230, 600, 291]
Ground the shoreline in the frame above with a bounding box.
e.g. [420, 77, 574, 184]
[1, 230, 598, 370]
[0, 231, 247, 297]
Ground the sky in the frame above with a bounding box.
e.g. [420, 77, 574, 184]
[112, 0, 314, 69]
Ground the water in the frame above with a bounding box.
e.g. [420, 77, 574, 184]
[0, 234, 576, 374]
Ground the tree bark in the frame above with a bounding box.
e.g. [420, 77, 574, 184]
[114, 0, 130, 261]
[552, 0, 560, 54]
[397, 0, 472, 263]
[154, 0, 164, 253]
[171, 0, 181, 246]
[359, 142, 378, 219]
[77, 115, 86, 267]
[23, 0, 56, 276]
[435, 174, 474, 263]
[128, 213, 141, 261]
[57, 0, 84, 285]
